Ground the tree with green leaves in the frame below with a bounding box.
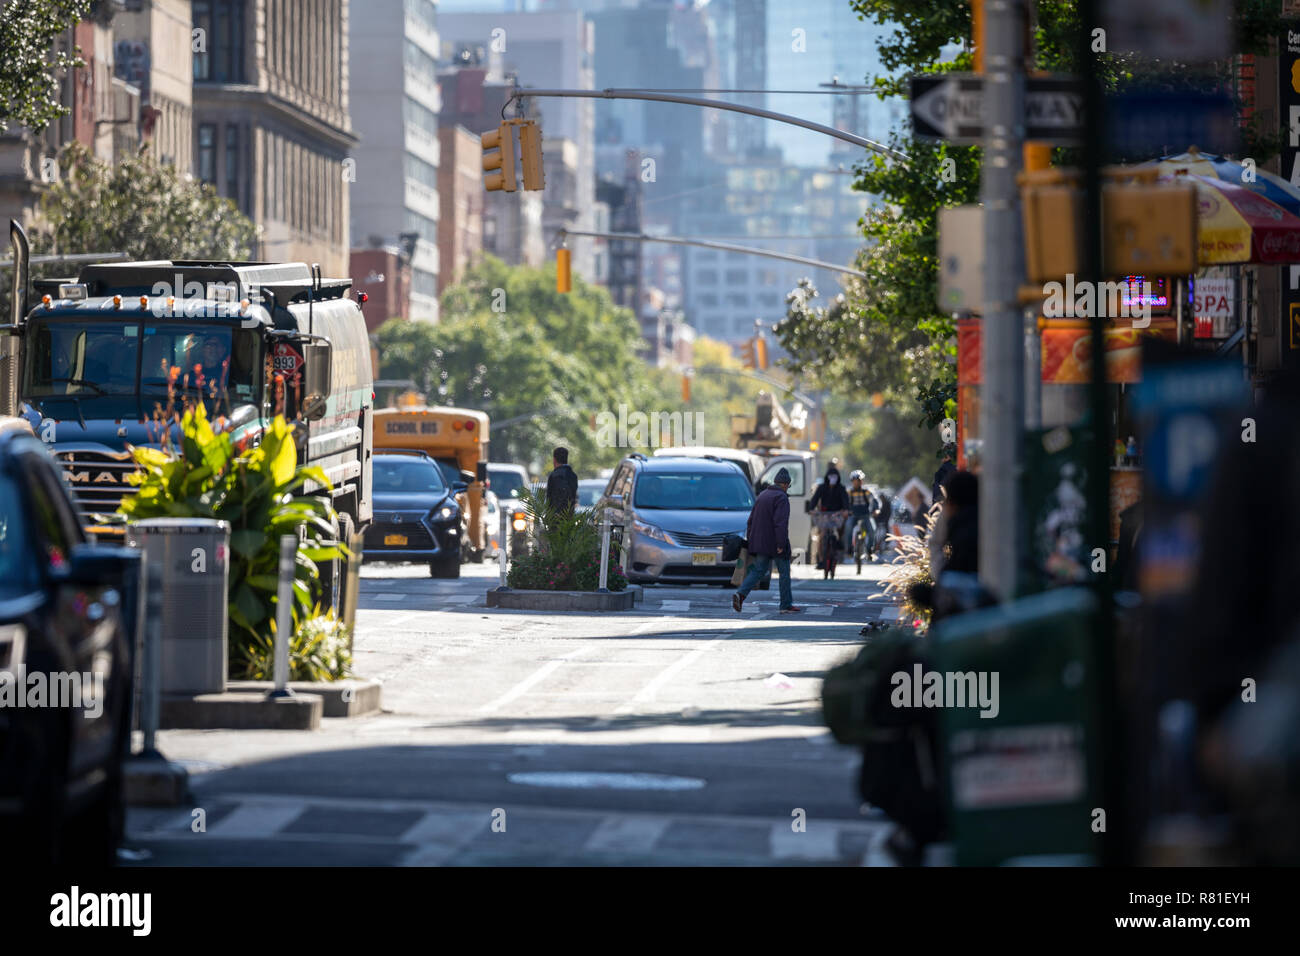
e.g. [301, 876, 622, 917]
[33, 142, 258, 261]
[0, 0, 90, 133]
[778, 0, 1290, 464]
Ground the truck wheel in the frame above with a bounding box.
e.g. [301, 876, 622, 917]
[430, 556, 461, 578]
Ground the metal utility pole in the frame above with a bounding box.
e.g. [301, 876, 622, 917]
[979, 0, 1026, 600]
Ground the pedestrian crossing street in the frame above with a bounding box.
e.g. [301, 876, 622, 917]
[127, 792, 893, 866]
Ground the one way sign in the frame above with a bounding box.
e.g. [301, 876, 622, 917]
[910, 73, 1084, 145]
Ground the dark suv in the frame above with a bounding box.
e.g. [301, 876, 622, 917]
[363, 451, 462, 577]
[0, 428, 140, 866]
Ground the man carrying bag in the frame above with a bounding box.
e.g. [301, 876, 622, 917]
[731, 468, 801, 614]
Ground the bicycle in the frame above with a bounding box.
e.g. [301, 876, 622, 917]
[812, 510, 849, 579]
[854, 521, 872, 574]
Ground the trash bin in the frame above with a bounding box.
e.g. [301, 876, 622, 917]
[932, 586, 1103, 865]
[126, 518, 230, 695]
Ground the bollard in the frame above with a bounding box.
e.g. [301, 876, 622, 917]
[496, 503, 510, 591]
[268, 535, 297, 699]
[140, 556, 163, 756]
[597, 508, 612, 592]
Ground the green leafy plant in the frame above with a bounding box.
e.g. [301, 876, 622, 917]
[239, 609, 354, 682]
[118, 401, 347, 670]
[505, 486, 626, 591]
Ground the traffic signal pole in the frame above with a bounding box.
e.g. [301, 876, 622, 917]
[979, 0, 1026, 601]
[555, 228, 868, 279]
[511, 88, 908, 165]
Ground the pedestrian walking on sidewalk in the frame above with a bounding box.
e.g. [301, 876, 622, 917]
[733, 467, 801, 614]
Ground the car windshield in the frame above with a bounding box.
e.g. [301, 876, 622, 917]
[489, 469, 527, 500]
[0, 472, 36, 596]
[434, 458, 462, 488]
[373, 458, 447, 495]
[23, 318, 261, 415]
[577, 484, 604, 507]
[634, 470, 755, 511]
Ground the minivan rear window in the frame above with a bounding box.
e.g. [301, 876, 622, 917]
[634, 471, 755, 511]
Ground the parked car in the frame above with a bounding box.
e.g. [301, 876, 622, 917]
[599, 454, 756, 585]
[575, 478, 607, 514]
[363, 451, 462, 578]
[0, 429, 139, 866]
[488, 463, 535, 556]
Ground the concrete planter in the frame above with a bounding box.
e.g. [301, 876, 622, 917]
[226, 678, 382, 717]
[485, 588, 635, 611]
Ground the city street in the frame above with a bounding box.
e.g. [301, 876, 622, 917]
[124, 560, 905, 866]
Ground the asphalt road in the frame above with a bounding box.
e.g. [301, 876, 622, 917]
[126, 554, 909, 866]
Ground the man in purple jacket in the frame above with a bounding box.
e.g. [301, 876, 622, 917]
[733, 468, 802, 614]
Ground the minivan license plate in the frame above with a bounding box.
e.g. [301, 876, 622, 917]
[692, 551, 717, 566]
[384, 534, 408, 546]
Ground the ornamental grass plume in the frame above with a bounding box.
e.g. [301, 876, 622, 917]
[872, 501, 939, 629]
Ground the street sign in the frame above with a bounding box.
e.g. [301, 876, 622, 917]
[938, 205, 984, 313]
[910, 74, 1084, 145]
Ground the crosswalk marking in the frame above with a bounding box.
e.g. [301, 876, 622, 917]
[770, 823, 842, 861]
[583, 816, 671, 853]
[658, 600, 690, 612]
[478, 645, 595, 713]
[206, 803, 306, 839]
[398, 811, 490, 866]
[129, 792, 890, 865]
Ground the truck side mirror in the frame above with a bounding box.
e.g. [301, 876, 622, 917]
[300, 340, 332, 421]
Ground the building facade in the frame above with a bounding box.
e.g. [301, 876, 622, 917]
[348, 0, 441, 319]
[115, 0, 194, 171]
[191, 0, 355, 276]
[439, 9, 595, 279]
[436, 123, 484, 294]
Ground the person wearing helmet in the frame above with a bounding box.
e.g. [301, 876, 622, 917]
[846, 470, 874, 563]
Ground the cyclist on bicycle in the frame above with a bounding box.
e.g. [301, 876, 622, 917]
[808, 464, 851, 576]
[846, 470, 874, 562]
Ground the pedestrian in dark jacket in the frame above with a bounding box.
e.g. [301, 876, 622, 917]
[545, 446, 578, 515]
[733, 468, 801, 614]
[932, 448, 957, 507]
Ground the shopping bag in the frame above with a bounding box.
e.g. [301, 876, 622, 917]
[730, 546, 749, 587]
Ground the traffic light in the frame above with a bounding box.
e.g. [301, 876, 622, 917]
[519, 121, 545, 191]
[481, 123, 517, 193]
[739, 340, 756, 369]
[755, 335, 769, 371]
[556, 247, 571, 293]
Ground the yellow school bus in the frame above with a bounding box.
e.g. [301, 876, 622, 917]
[372, 402, 490, 561]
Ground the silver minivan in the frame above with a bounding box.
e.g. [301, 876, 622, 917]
[600, 454, 756, 585]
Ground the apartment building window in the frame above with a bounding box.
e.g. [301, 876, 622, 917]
[697, 293, 719, 307]
[193, 1, 246, 83]
[725, 269, 747, 284]
[726, 293, 749, 308]
[404, 39, 438, 89]
[405, 0, 437, 33]
[405, 153, 438, 192]
[404, 210, 437, 245]
[696, 270, 718, 286]
[403, 96, 439, 138]
[197, 124, 216, 184]
[411, 270, 438, 300]
[225, 124, 240, 205]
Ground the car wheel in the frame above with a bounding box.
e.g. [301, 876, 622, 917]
[430, 555, 461, 578]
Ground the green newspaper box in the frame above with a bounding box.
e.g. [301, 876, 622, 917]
[932, 587, 1103, 865]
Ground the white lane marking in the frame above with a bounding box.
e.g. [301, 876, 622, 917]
[206, 802, 307, 839]
[770, 822, 842, 861]
[659, 600, 690, 612]
[477, 645, 594, 714]
[806, 606, 833, 617]
[374, 593, 405, 602]
[613, 633, 733, 714]
[584, 816, 672, 854]
[880, 605, 903, 621]
[398, 811, 490, 866]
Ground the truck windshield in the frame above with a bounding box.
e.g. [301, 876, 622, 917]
[23, 319, 261, 415]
